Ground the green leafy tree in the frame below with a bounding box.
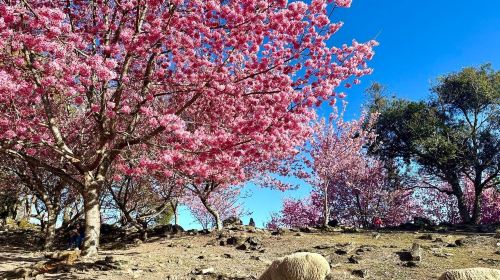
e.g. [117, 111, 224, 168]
[369, 65, 499, 224]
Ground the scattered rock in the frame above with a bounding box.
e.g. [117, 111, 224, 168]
[433, 252, 453, 258]
[352, 269, 368, 278]
[342, 226, 359, 233]
[403, 261, 419, 268]
[299, 227, 318, 233]
[454, 239, 466, 246]
[314, 244, 335, 250]
[226, 235, 247, 246]
[355, 246, 374, 254]
[418, 233, 434, 240]
[410, 243, 422, 261]
[348, 255, 362, 264]
[271, 228, 285, 236]
[434, 237, 446, 243]
[133, 238, 143, 245]
[193, 267, 215, 275]
[334, 243, 355, 255]
[236, 237, 262, 251]
[223, 217, 243, 228]
[153, 224, 184, 236]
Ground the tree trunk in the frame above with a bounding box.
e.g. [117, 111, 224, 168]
[471, 187, 483, 224]
[44, 203, 57, 250]
[449, 176, 472, 224]
[201, 198, 222, 230]
[82, 175, 101, 258]
[471, 171, 484, 225]
[323, 182, 329, 227]
[172, 201, 179, 226]
[61, 206, 71, 229]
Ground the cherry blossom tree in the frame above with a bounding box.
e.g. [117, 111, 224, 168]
[308, 108, 377, 227]
[0, 155, 77, 249]
[0, 0, 376, 256]
[184, 186, 247, 230]
[270, 109, 416, 228]
[106, 174, 183, 240]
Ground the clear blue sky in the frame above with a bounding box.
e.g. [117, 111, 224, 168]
[178, 0, 500, 229]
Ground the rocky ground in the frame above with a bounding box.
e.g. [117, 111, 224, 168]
[1, 226, 499, 280]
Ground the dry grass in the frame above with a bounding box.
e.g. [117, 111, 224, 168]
[1, 229, 499, 279]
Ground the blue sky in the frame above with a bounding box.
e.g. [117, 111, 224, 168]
[178, 0, 500, 229]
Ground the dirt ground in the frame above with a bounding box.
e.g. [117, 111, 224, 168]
[1, 227, 499, 280]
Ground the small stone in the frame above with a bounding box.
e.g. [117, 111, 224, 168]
[271, 228, 285, 235]
[348, 255, 362, 264]
[352, 269, 368, 278]
[455, 239, 466, 246]
[299, 227, 317, 233]
[226, 236, 245, 246]
[236, 243, 248, 250]
[418, 234, 434, 240]
[410, 243, 422, 261]
[246, 237, 262, 247]
[335, 249, 349, 255]
[194, 267, 214, 275]
[404, 261, 419, 268]
[342, 227, 359, 233]
[250, 255, 262, 261]
[315, 244, 335, 250]
[133, 238, 142, 245]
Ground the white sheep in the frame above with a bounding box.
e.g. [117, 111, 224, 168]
[438, 267, 500, 280]
[259, 252, 331, 280]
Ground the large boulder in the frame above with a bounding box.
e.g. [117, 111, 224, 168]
[438, 268, 500, 280]
[152, 224, 184, 236]
[223, 216, 243, 227]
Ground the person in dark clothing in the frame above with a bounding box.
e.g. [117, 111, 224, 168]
[68, 223, 85, 249]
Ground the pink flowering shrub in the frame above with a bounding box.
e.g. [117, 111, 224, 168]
[267, 196, 322, 229]
[419, 178, 500, 224]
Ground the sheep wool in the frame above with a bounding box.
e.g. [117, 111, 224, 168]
[259, 252, 331, 280]
[438, 267, 500, 280]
